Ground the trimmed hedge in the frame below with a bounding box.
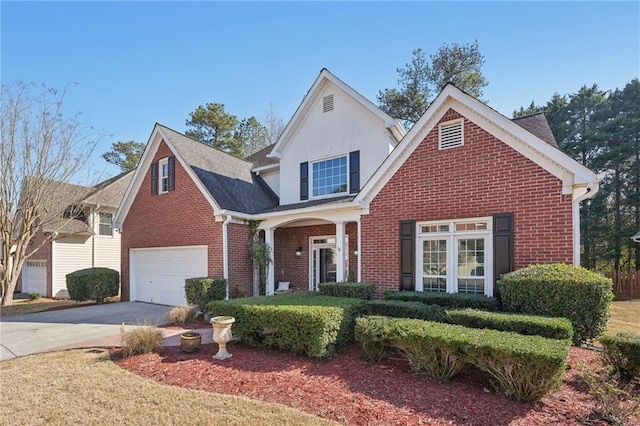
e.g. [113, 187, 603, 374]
[207, 294, 366, 359]
[185, 277, 226, 311]
[66, 267, 119, 303]
[318, 282, 375, 300]
[384, 290, 499, 311]
[447, 309, 573, 340]
[355, 316, 571, 402]
[600, 332, 640, 382]
[498, 264, 613, 344]
[366, 300, 450, 323]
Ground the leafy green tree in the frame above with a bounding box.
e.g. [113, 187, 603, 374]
[378, 41, 488, 128]
[235, 116, 268, 156]
[185, 102, 242, 156]
[513, 101, 543, 118]
[101, 140, 145, 172]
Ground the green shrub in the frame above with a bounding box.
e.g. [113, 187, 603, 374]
[354, 316, 571, 402]
[447, 309, 573, 340]
[120, 325, 164, 357]
[366, 300, 450, 322]
[354, 316, 396, 362]
[600, 332, 640, 382]
[498, 264, 613, 344]
[165, 306, 198, 325]
[28, 292, 41, 301]
[384, 290, 499, 311]
[318, 282, 375, 300]
[207, 293, 366, 359]
[66, 267, 119, 303]
[184, 277, 226, 311]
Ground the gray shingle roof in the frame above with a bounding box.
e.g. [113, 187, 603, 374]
[84, 170, 134, 208]
[512, 112, 558, 148]
[245, 144, 279, 168]
[259, 195, 355, 213]
[158, 124, 279, 214]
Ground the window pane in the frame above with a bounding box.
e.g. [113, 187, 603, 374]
[312, 156, 348, 196]
[458, 278, 484, 294]
[423, 277, 446, 292]
[423, 239, 447, 277]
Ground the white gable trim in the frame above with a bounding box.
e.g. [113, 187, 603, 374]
[114, 125, 221, 228]
[268, 69, 405, 159]
[356, 84, 598, 204]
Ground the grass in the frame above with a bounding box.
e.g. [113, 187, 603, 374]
[0, 349, 337, 426]
[606, 300, 640, 335]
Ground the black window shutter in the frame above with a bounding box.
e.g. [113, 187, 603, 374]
[493, 213, 514, 297]
[167, 156, 175, 191]
[349, 150, 360, 194]
[151, 162, 158, 195]
[300, 162, 309, 200]
[399, 220, 416, 291]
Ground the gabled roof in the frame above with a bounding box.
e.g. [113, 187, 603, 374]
[245, 143, 279, 169]
[116, 124, 279, 223]
[356, 83, 598, 204]
[512, 112, 558, 148]
[84, 170, 134, 208]
[268, 68, 406, 159]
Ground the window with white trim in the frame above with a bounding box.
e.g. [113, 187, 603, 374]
[159, 158, 169, 193]
[312, 155, 348, 197]
[417, 218, 492, 296]
[98, 212, 113, 236]
[439, 119, 464, 150]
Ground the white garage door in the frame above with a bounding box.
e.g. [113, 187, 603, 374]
[131, 246, 208, 306]
[22, 260, 47, 295]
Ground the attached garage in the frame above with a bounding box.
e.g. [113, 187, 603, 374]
[130, 246, 207, 306]
[22, 260, 47, 295]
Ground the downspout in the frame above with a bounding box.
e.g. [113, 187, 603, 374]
[572, 182, 599, 266]
[222, 214, 233, 300]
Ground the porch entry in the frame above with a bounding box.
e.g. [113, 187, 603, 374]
[309, 236, 348, 291]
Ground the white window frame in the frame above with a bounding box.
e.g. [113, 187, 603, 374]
[98, 212, 113, 237]
[310, 154, 349, 199]
[416, 217, 493, 297]
[438, 118, 464, 150]
[159, 158, 169, 194]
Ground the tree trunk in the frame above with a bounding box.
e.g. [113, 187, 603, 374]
[613, 166, 622, 271]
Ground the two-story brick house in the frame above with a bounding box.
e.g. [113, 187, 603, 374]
[114, 69, 598, 306]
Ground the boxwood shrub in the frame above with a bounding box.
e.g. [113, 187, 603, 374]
[600, 332, 640, 382]
[498, 264, 613, 344]
[447, 309, 573, 340]
[207, 294, 366, 359]
[184, 277, 226, 311]
[366, 300, 450, 323]
[318, 282, 376, 300]
[354, 316, 571, 402]
[384, 290, 499, 311]
[66, 267, 119, 303]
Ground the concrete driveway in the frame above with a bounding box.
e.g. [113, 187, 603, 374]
[0, 302, 178, 361]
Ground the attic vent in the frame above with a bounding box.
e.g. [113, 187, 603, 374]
[323, 94, 334, 113]
[439, 119, 464, 150]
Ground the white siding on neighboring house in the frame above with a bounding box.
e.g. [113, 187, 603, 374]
[93, 210, 122, 273]
[278, 82, 394, 204]
[51, 235, 93, 298]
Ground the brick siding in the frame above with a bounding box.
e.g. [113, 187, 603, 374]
[361, 109, 574, 296]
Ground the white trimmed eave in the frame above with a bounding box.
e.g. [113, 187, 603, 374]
[252, 163, 279, 174]
[268, 69, 403, 159]
[356, 85, 598, 204]
[253, 200, 367, 222]
[114, 125, 223, 229]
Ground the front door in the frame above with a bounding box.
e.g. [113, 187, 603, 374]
[309, 236, 348, 291]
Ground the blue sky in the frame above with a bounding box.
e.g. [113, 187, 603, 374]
[2, 1, 639, 180]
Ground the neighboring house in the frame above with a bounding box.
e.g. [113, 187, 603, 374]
[20, 172, 133, 298]
[115, 69, 598, 306]
[632, 231, 640, 243]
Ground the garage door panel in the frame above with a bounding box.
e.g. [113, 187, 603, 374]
[131, 246, 207, 306]
[22, 260, 47, 295]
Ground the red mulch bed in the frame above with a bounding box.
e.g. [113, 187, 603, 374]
[112, 329, 640, 426]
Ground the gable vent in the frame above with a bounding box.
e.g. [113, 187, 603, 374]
[439, 119, 464, 150]
[323, 94, 334, 113]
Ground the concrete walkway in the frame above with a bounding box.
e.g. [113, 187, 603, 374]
[0, 302, 212, 361]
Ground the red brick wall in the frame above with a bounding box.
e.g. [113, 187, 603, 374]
[274, 223, 357, 291]
[227, 222, 252, 298]
[361, 109, 574, 295]
[121, 141, 223, 300]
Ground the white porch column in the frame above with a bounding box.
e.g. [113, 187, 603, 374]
[335, 221, 346, 282]
[265, 227, 275, 295]
[357, 219, 362, 283]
